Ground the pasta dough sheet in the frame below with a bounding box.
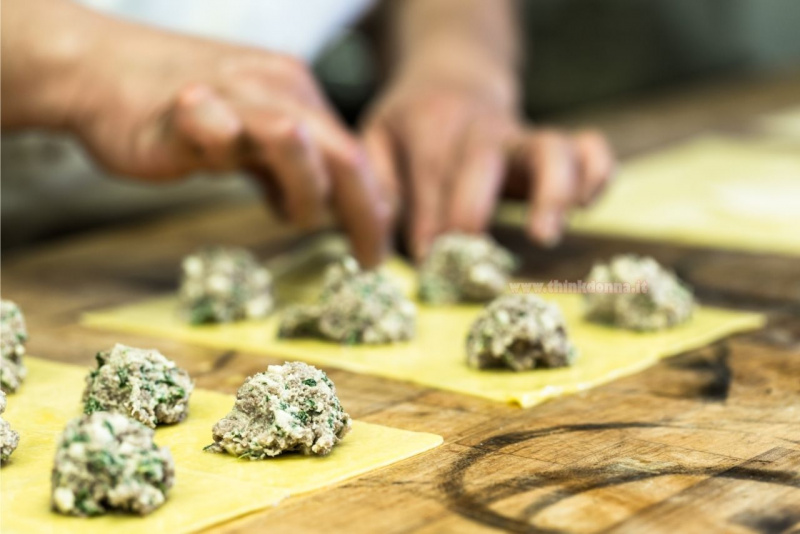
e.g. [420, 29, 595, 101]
[498, 136, 800, 257]
[0, 357, 443, 534]
[84, 258, 765, 408]
[758, 105, 800, 141]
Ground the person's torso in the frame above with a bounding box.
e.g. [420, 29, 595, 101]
[77, 0, 375, 60]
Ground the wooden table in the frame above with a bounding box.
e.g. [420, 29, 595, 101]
[4, 72, 800, 533]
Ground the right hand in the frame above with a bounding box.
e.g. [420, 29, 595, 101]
[9, 2, 390, 267]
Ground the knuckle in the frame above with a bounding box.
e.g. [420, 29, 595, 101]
[533, 174, 574, 206]
[175, 83, 211, 109]
[575, 128, 606, 144]
[273, 54, 310, 81]
[330, 140, 367, 171]
[548, 182, 576, 205]
[269, 117, 306, 148]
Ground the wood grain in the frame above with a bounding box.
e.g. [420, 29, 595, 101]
[2, 73, 799, 533]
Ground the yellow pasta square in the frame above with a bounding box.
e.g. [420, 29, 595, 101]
[84, 257, 764, 408]
[0, 358, 442, 533]
[502, 136, 800, 256]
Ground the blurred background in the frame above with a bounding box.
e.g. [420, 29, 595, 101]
[319, 0, 800, 120]
[3, 0, 800, 251]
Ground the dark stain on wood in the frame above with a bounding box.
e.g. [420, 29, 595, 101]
[440, 424, 800, 533]
[663, 342, 731, 401]
[731, 505, 800, 534]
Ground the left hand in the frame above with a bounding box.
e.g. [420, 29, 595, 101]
[362, 42, 615, 260]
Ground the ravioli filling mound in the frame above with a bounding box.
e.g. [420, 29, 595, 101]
[206, 361, 351, 459]
[51, 412, 175, 517]
[179, 246, 274, 324]
[466, 294, 578, 371]
[83, 344, 194, 428]
[0, 391, 20, 464]
[584, 254, 695, 331]
[419, 233, 517, 304]
[279, 256, 416, 345]
[1, 299, 28, 393]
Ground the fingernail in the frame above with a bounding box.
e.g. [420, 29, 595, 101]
[532, 210, 563, 247]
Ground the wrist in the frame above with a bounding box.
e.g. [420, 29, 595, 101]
[395, 37, 520, 110]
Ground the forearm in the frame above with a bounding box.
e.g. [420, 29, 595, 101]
[381, 0, 520, 106]
[1, 0, 101, 129]
[394, 0, 519, 67]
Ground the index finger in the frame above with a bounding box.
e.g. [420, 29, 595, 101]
[522, 130, 580, 246]
[447, 124, 507, 234]
[318, 122, 392, 268]
[281, 108, 392, 268]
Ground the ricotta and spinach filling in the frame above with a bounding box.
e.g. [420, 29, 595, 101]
[0, 390, 19, 464]
[51, 412, 175, 517]
[584, 254, 695, 331]
[419, 233, 517, 304]
[83, 344, 194, 428]
[466, 294, 577, 371]
[279, 257, 416, 344]
[179, 246, 274, 324]
[206, 361, 351, 458]
[1, 299, 28, 393]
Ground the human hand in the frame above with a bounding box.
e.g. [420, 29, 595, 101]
[362, 42, 615, 259]
[2, 0, 389, 267]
